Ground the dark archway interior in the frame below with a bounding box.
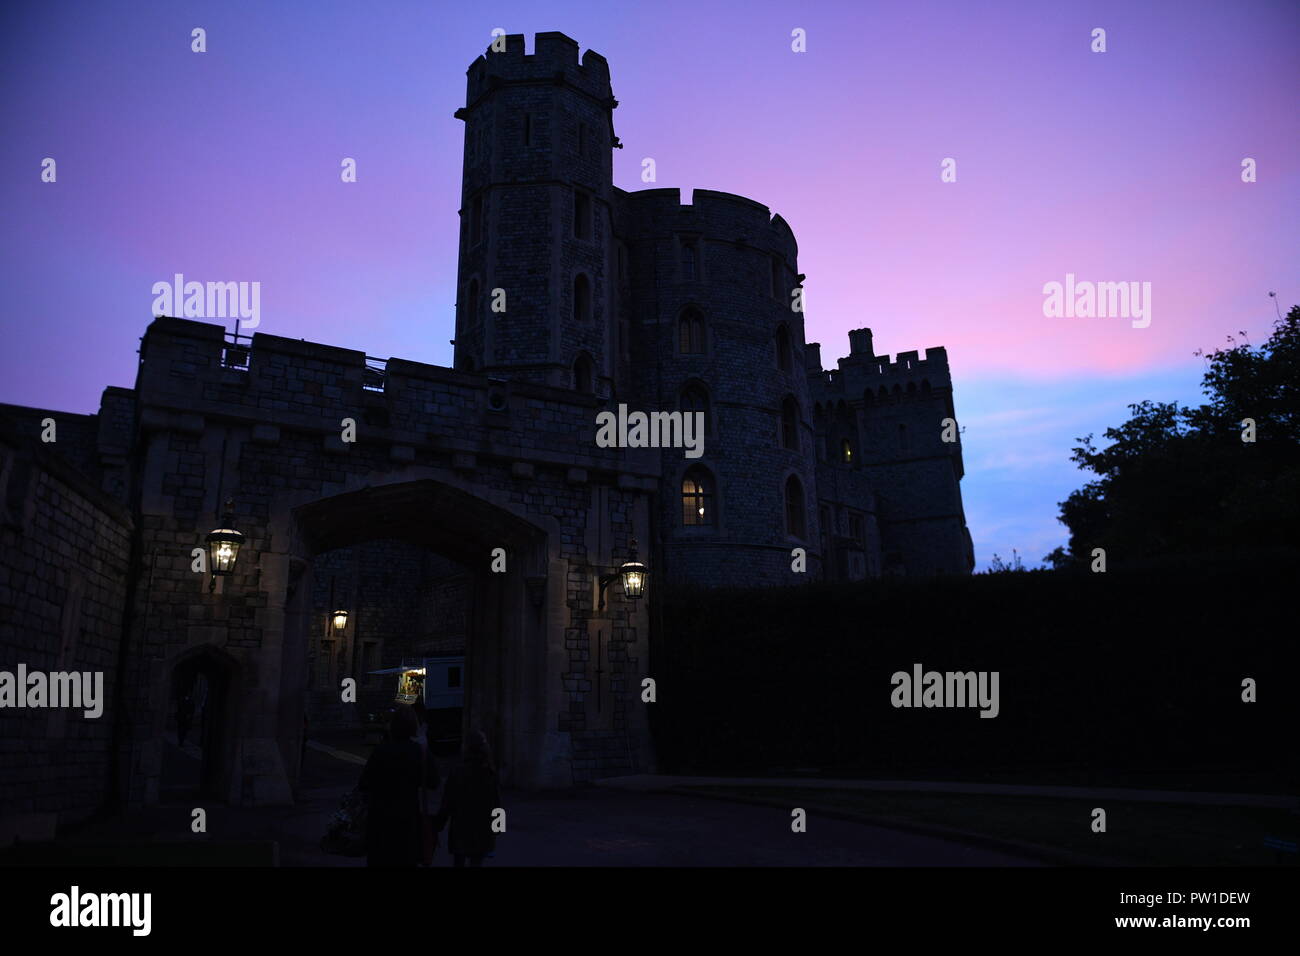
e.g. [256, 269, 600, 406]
[161, 649, 235, 802]
[292, 479, 549, 784]
[306, 539, 472, 749]
[295, 479, 544, 566]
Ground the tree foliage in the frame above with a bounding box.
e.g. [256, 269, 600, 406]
[1055, 305, 1300, 566]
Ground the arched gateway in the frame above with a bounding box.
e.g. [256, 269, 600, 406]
[289, 479, 555, 790]
[118, 317, 658, 807]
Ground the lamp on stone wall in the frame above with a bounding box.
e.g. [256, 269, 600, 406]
[332, 609, 349, 632]
[204, 498, 245, 592]
[598, 538, 648, 610]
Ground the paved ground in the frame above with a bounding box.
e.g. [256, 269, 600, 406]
[434, 787, 1040, 867]
[39, 732, 1041, 867]
[597, 774, 1300, 809]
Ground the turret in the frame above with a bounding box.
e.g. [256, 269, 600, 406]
[452, 33, 619, 392]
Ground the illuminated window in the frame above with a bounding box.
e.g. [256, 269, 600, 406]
[682, 467, 715, 526]
[841, 438, 853, 463]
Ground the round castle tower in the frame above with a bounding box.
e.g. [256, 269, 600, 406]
[453, 32, 619, 393]
[616, 188, 821, 588]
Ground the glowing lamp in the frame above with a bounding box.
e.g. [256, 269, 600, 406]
[598, 538, 649, 609]
[204, 499, 244, 591]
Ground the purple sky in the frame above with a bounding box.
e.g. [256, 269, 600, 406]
[2, 0, 1296, 569]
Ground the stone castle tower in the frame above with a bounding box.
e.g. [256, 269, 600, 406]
[453, 32, 973, 585]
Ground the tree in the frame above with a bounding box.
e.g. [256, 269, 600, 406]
[986, 549, 1026, 573]
[1055, 305, 1300, 565]
[1041, 546, 1073, 571]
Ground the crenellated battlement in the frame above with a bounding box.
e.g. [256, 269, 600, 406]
[855, 347, 950, 378]
[807, 328, 952, 404]
[464, 32, 613, 106]
[621, 188, 798, 260]
[133, 316, 663, 478]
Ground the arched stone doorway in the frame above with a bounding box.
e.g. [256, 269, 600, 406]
[158, 644, 240, 804]
[287, 478, 565, 789]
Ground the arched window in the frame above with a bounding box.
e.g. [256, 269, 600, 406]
[921, 379, 932, 394]
[682, 467, 715, 526]
[780, 396, 799, 450]
[775, 324, 793, 373]
[841, 438, 853, 463]
[470, 194, 484, 246]
[466, 279, 480, 325]
[813, 403, 828, 461]
[574, 190, 591, 240]
[574, 353, 594, 394]
[898, 423, 909, 452]
[573, 274, 591, 323]
[681, 240, 698, 281]
[678, 308, 705, 354]
[680, 383, 710, 433]
[784, 474, 806, 538]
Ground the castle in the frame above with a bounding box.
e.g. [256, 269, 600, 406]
[0, 33, 971, 829]
[453, 32, 972, 585]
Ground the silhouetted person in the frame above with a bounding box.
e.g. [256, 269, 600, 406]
[176, 693, 194, 747]
[412, 697, 428, 735]
[434, 730, 500, 867]
[359, 704, 438, 867]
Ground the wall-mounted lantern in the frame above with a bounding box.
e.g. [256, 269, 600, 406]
[598, 538, 649, 610]
[204, 498, 244, 592]
[332, 609, 350, 632]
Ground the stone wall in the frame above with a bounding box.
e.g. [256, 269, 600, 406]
[0, 418, 132, 839]
[113, 315, 658, 796]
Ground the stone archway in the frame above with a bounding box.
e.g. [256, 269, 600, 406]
[155, 643, 242, 804]
[286, 478, 565, 789]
